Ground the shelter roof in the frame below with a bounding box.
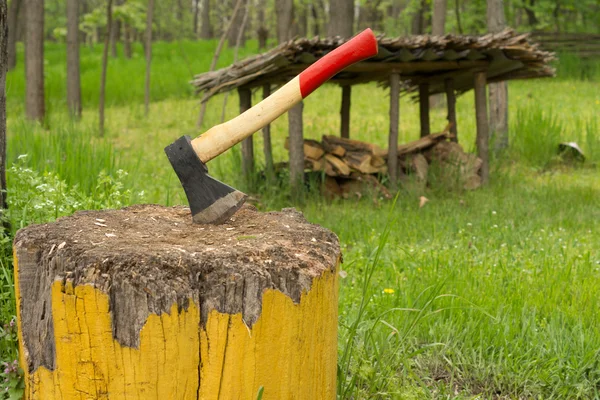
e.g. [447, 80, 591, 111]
[192, 29, 555, 102]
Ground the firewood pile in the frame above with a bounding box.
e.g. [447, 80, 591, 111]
[285, 127, 483, 199]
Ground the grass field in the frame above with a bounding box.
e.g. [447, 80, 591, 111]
[1, 40, 600, 398]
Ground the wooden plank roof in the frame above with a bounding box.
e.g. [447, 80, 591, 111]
[192, 29, 555, 102]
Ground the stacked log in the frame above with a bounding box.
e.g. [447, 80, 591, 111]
[287, 129, 483, 198]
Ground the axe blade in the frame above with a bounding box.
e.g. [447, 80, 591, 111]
[165, 136, 247, 224]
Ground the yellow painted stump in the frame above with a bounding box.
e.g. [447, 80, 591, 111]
[14, 205, 340, 399]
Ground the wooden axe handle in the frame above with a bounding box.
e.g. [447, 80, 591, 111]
[191, 28, 378, 163]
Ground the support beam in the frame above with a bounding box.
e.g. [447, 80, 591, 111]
[340, 85, 351, 138]
[445, 78, 458, 142]
[473, 71, 489, 184]
[419, 82, 430, 137]
[262, 84, 274, 179]
[388, 73, 400, 190]
[238, 88, 254, 185]
[288, 101, 305, 198]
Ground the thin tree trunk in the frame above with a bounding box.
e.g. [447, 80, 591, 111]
[196, 0, 243, 128]
[123, 22, 132, 58]
[411, 0, 426, 34]
[7, 0, 20, 70]
[262, 84, 274, 179]
[228, 0, 245, 47]
[257, 0, 268, 48]
[145, 0, 154, 116]
[327, 0, 353, 37]
[24, 0, 44, 122]
[310, 3, 319, 36]
[454, 0, 463, 34]
[276, 0, 293, 43]
[0, 0, 9, 227]
[99, 0, 113, 136]
[288, 102, 304, 197]
[487, 0, 508, 152]
[67, 0, 81, 118]
[524, 0, 537, 26]
[430, 0, 446, 108]
[193, 0, 199, 36]
[110, 1, 122, 58]
[388, 73, 400, 190]
[199, 0, 213, 39]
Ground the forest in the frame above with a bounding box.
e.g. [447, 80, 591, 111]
[0, 0, 600, 399]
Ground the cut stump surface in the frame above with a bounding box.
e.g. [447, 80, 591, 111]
[14, 204, 341, 399]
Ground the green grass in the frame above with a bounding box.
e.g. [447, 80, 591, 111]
[2, 41, 600, 398]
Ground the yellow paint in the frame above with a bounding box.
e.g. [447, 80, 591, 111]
[15, 250, 339, 400]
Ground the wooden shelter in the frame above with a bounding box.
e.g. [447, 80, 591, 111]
[192, 29, 554, 188]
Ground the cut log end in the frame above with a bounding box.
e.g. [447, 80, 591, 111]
[14, 204, 340, 399]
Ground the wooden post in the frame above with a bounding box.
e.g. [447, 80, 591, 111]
[340, 85, 351, 138]
[288, 101, 305, 197]
[238, 87, 254, 185]
[262, 84, 274, 179]
[14, 205, 341, 399]
[388, 73, 400, 190]
[419, 82, 430, 137]
[445, 78, 458, 142]
[474, 71, 489, 184]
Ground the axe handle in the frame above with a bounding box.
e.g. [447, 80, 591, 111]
[191, 28, 378, 163]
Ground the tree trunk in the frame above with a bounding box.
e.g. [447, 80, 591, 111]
[474, 71, 489, 184]
[411, 0, 426, 34]
[7, 0, 20, 70]
[123, 22, 132, 58]
[430, 0, 446, 107]
[14, 205, 340, 400]
[199, 0, 213, 39]
[110, 1, 122, 58]
[66, 0, 81, 118]
[144, 0, 154, 116]
[24, 0, 44, 122]
[193, 0, 199, 36]
[454, 0, 463, 34]
[99, 0, 113, 136]
[288, 101, 304, 196]
[310, 3, 319, 36]
[275, 0, 293, 43]
[256, 0, 268, 49]
[228, 0, 245, 47]
[176, 0, 183, 25]
[327, 0, 353, 37]
[524, 0, 537, 26]
[1, 0, 9, 223]
[487, 0, 508, 152]
[262, 84, 274, 180]
[388, 73, 400, 190]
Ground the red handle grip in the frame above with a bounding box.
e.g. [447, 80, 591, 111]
[299, 29, 378, 98]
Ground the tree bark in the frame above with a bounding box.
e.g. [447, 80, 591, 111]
[1, 0, 9, 223]
[487, 0, 508, 152]
[66, 0, 81, 118]
[419, 82, 430, 137]
[7, 0, 20, 70]
[256, 0, 268, 49]
[228, 0, 246, 47]
[199, 0, 213, 39]
[144, 0, 154, 116]
[454, 0, 463, 34]
[524, 0, 538, 26]
[110, 0, 122, 58]
[275, 0, 293, 43]
[327, 0, 353, 37]
[99, 0, 113, 136]
[24, 0, 44, 122]
[445, 78, 457, 142]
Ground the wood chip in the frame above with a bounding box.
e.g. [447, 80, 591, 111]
[57, 242, 66, 250]
[94, 222, 108, 227]
[95, 218, 106, 223]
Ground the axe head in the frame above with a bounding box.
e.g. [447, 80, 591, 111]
[165, 136, 247, 224]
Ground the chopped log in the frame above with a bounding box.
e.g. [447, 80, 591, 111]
[412, 153, 429, 182]
[370, 155, 386, 168]
[322, 135, 384, 156]
[321, 176, 343, 200]
[285, 137, 325, 160]
[308, 157, 327, 171]
[14, 205, 340, 399]
[343, 152, 380, 174]
[328, 145, 346, 157]
[392, 129, 452, 157]
[325, 154, 351, 176]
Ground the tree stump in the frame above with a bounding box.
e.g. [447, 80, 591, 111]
[14, 205, 341, 399]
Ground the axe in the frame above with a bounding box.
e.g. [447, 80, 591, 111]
[165, 28, 378, 224]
